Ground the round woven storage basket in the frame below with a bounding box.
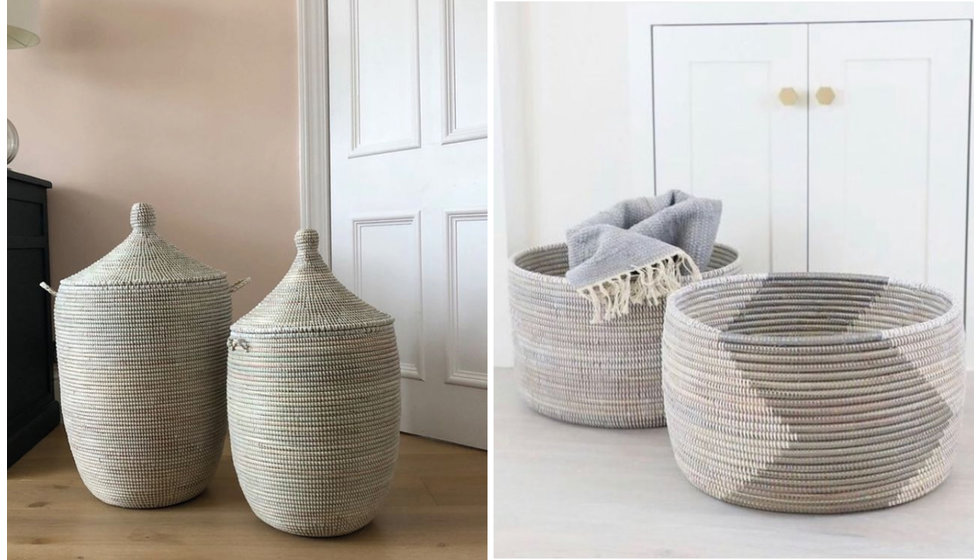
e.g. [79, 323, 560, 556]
[44, 203, 247, 509]
[662, 273, 965, 513]
[509, 243, 741, 428]
[227, 229, 401, 537]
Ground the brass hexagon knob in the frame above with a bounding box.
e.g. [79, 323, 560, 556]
[816, 86, 836, 105]
[778, 87, 799, 106]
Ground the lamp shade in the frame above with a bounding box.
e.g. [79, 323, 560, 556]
[8, 0, 40, 49]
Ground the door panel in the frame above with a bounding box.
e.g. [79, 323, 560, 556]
[446, 210, 488, 387]
[444, 0, 488, 142]
[808, 20, 970, 305]
[329, 0, 487, 448]
[349, 0, 421, 156]
[353, 213, 423, 379]
[653, 24, 808, 273]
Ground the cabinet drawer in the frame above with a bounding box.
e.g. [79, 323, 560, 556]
[7, 198, 45, 238]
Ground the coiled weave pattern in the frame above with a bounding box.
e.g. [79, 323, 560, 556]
[662, 273, 965, 513]
[50, 203, 238, 508]
[509, 243, 741, 428]
[227, 229, 400, 537]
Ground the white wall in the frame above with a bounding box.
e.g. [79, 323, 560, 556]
[8, 0, 301, 321]
[493, 3, 529, 367]
[495, 1, 642, 243]
[494, 1, 973, 366]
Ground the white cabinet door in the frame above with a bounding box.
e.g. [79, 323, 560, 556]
[808, 21, 971, 306]
[653, 24, 808, 273]
[328, 0, 487, 449]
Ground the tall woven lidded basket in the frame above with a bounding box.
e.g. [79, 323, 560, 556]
[227, 229, 401, 537]
[509, 243, 741, 428]
[43, 203, 248, 508]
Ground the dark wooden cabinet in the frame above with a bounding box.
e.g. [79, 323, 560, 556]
[8, 170, 60, 467]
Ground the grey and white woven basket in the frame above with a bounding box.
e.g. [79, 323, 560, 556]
[42, 203, 248, 508]
[509, 243, 741, 428]
[662, 273, 965, 513]
[227, 229, 401, 537]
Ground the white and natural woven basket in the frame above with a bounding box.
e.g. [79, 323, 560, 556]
[662, 273, 965, 513]
[42, 203, 248, 509]
[509, 243, 741, 428]
[227, 229, 401, 537]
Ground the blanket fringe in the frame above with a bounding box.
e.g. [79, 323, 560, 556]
[578, 252, 701, 324]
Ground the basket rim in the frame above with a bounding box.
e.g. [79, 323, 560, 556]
[229, 319, 395, 338]
[56, 275, 229, 289]
[509, 242, 741, 285]
[665, 272, 961, 347]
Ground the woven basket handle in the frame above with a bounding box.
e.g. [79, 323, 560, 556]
[39, 282, 57, 297]
[227, 337, 249, 352]
[229, 277, 251, 294]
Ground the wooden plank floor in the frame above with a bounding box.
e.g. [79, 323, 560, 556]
[495, 367, 974, 558]
[8, 426, 487, 559]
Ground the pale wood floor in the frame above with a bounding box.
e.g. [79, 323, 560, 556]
[8, 426, 487, 559]
[495, 367, 974, 558]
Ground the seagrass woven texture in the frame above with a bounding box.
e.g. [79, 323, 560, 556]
[49, 203, 238, 508]
[509, 243, 741, 428]
[662, 273, 965, 513]
[227, 229, 401, 537]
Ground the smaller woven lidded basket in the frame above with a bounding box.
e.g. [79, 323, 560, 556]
[227, 229, 401, 537]
[662, 273, 965, 514]
[509, 243, 741, 428]
[43, 203, 248, 509]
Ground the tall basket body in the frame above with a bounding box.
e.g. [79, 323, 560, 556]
[508, 243, 741, 428]
[47, 203, 245, 508]
[227, 230, 401, 537]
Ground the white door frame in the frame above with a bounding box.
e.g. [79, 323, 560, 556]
[298, 0, 332, 261]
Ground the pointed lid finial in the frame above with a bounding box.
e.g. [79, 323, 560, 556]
[130, 202, 156, 231]
[294, 229, 319, 257]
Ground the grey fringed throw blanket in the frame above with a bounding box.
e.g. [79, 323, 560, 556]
[566, 190, 722, 323]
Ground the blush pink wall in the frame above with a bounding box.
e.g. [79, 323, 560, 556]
[7, 0, 300, 318]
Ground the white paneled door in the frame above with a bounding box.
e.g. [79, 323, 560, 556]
[653, 20, 970, 310]
[808, 21, 971, 304]
[328, 0, 488, 448]
[653, 24, 809, 273]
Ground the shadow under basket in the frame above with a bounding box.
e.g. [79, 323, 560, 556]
[508, 243, 742, 428]
[662, 273, 965, 513]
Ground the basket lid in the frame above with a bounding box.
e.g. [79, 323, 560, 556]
[231, 229, 393, 335]
[60, 203, 226, 287]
